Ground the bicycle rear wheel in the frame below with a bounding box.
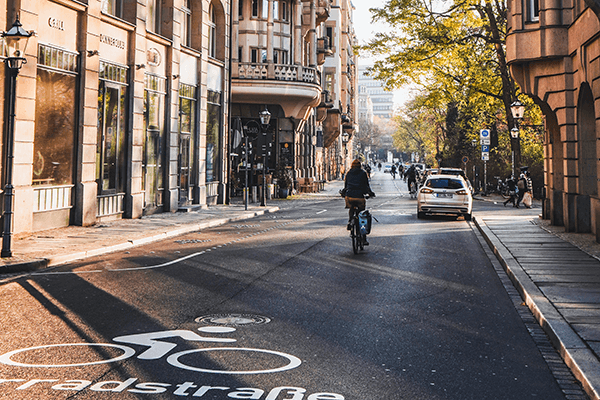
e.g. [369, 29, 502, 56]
[351, 217, 360, 254]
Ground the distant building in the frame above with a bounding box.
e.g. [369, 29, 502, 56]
[358, 66, 394, 119]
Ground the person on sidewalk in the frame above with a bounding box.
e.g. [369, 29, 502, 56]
[516, 173, 528, 208]
[504, 176, 518, 207]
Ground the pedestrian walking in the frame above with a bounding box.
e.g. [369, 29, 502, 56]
[516, 173, 528, 208]
[504, 176, 518, 207]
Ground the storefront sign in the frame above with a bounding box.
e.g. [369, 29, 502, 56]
[100, 34, 126, 50]
[39, 3, 78, 51]
[99, 22, 129, 65]
[48, 17, 64, 31]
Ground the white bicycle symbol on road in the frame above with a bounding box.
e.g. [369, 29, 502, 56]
[0, 328, 302, 375]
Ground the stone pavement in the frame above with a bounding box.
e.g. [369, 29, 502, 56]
[2, 181, 600, 399]
[474, 199, 600, 400]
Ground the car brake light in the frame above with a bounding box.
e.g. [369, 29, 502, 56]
[421, 188, 434, 194]
[456, 189, 469, 195]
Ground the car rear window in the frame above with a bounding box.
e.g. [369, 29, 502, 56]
[426, 178, 465, 190]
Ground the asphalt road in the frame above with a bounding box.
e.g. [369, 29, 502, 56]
[0, 172, 573, 399]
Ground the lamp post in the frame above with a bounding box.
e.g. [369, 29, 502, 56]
[259, 107, 271, 207]
[1, 16, 32, 258]
[510, 100, 525, 178]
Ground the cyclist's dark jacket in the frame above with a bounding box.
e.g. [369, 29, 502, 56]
[344, 167, 372, 198]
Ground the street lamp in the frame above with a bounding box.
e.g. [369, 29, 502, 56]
[259, 107, 271, 207]
[1, 16, 32, 258]
[510, 100, 525, 178]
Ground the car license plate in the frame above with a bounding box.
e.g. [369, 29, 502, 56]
[437, 193, 453, 198]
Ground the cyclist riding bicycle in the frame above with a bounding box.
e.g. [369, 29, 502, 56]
[406, 164, 417, 193]
[344, 159, 375, 243]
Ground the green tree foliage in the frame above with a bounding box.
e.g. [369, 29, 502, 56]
[358, 0, 544, 188]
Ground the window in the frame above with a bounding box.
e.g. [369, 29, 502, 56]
[273, 0, 279, 20]
[206, 90, 222, 183]
[179, 84, 197, 197]
[261, 49, 267, 63]
[526, 0, 539, 21]
[426, 178, 465, 190]
[97, 61, 128, 195]
[274, 49, 288, 64]
[148, 0, 161, 34]
[33, 44, 79, 187]
[324, 73, 333, 94]
[208, 3, 217, 58]
[182, 0, 192, 47]
[251, 48, 258, 63]
[143, 74, 167, 208]
[238, 46, 243, 62]
[252, 0, 259, 17]
[281, 0, 288, 21]
[262, 0, 268, 18]
[239, 0, 243, 17]
[102, 0, 122, 18]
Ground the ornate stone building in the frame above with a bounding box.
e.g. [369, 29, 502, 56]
[507, 0, 600, 238]
[1, 0, 230, 235]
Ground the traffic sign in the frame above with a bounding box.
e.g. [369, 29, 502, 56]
[482, 153, 490, 161]
[480, 138, 490, 145]
[481, 145, 490, 153]
[462, 156, 469, 163]
[480, 129, 490, 138]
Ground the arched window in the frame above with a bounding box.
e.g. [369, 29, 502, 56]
[208, 3, 217, 58]
[207, 0, 225, 61]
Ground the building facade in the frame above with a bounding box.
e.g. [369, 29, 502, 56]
[229, 0, 357, 193]
[321, 0, 357, 179]
[506, 0, 600, 238]
[358, 65, 394, 120]
[2, 0, 230, 235]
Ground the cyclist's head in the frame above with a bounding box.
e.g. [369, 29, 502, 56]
[351, 159, 361, 169]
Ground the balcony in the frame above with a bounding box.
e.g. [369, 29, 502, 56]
[317, 37, 334, 65]
[232, 62, 322, 120]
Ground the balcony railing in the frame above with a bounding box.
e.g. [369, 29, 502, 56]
[236, 63, 320, 86]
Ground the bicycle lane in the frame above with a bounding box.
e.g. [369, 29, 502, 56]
[0, 203, 347, 400]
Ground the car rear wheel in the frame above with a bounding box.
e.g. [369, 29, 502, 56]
[464, 213, 472, 221]
[417, 211, 426, 219]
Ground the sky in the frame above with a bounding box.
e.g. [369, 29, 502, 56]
[352, 0, 413, 108]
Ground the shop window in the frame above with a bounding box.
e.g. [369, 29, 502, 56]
[97, 61, 128, 195]
[179, 84, 197, 202]
[206, 90, 222, 183]
[33, 44, 78, 187]
[143, 74, 167, 209]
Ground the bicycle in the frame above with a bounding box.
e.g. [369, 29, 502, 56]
[348, 197, 372, 254]
[408, 180, 418, 199]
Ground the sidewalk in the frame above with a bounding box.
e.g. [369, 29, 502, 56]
[0, 203, 281, 274]
[474, 203, 600, 400]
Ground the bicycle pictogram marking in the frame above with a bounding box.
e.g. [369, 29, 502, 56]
[0, 328, 302, 375]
